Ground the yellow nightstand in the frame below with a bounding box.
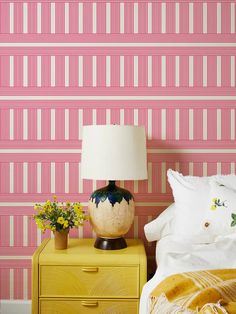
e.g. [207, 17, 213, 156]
[32, 238, 147, 314]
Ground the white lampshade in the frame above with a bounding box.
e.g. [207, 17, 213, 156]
[81, 125, 147, 180]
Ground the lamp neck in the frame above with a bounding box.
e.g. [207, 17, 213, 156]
[108, 180, 116, 190]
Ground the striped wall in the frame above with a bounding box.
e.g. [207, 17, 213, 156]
[0, 0, 236, 302]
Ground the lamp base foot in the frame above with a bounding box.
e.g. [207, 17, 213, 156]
[94, 237, 127, 250]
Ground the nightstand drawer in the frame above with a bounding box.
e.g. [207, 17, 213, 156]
[40, 265, 139, 298]
[40, 299, 139, 314]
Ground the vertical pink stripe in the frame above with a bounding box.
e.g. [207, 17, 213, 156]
[152, 3, 161, 33]
[14, 268, 23, 299]
[0, 269, 10, 299]
[110, 2, 120, 34]
[41, 163, 50, 194]
[194, 2, 203, 34]
[180, 2, 189, 34]
[110, 108, 120, 124]
[0, 109, 10, 140]
[83, 2, 92, 34]
[207, 108, 217, 140]
[28, 163, 37, 194]
[1, 56, 10, 87]
[69, 163, 78, 194]
[41, 56, 50, 87]
[69, 108, 78, 140]
[152, 56, 161, 87]
[41, 2, 51, 34]
[14, 2, 23, 34]
[97, 56, 106, 87]
[152, 109, 162, 140]
[221, 2, 231, 34]
[221, 109, 231, 140]
[221, 162, 231, 175]
[207, 2, 217, 34]
[124, 56, 134, 87]
[0, 216, 10, 246]
[14, 109, 23, 140]
[28, 108, 37, 140]
[194, 56, 203, 87]
[166, 108, 176, 140]
[14, 163, 23, 193]
[55, 109, 65, 140]
[179, 56, 189, 87]
[69, 56, 78, 87]
[28, 56, 37, 87]
[166, 2, 175, 34]
[0, 3, 10, 34]
[179, 109, 189, 140]
[55, 3, 65, 34]
[138, 56, 148, 87]
[111, 56, 120, 87]
[41, 109, 51, 140]
[166, 56, 175, 87]
[83, 56, 92, 87]
[221, 56, 230, 87]
[69, 3, 78, 34]
[83, 219, 93, 238]
[138, 2, 147, 34]
[55, 163, 64, 194]
[179, 162, 189, 176]
[56, 56, 65, 87]
[207, 56, 217, 87]
[14, 216, 23, 247]
[124, 108, 134, 125]
[193, 109, 203, 140]
[96, 108, 106, 124]
[28, 2, 37, 34]
[14, 56, 23, 87]
[0, 163, 10, 193]
[207, 163, 217, 176]
[124, 2, 134, 34]
[97, 2, 106, 34]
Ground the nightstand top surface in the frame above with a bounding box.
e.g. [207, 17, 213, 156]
[36, 238, 146, 265]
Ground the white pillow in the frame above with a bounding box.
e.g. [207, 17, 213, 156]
[167, 169, 236, 243]
[203, 180, 236, 238]
[144, 203, 175, 242]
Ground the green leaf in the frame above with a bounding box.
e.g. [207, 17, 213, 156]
[231, 220, 236, 227]
[231, 213, 236, 220]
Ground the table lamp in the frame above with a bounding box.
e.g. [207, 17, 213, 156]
[81, 125, 147, 250]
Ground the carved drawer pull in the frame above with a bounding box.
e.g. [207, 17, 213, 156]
[82, 267, 98, 272]
[81, 301, 98, 307]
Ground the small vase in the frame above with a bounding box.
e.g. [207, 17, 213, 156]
[53, 229, 69, 250]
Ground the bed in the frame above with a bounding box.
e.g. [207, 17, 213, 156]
[140, 170, 236, 314]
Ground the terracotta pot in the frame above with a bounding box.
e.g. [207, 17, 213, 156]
[53, 229, 69, 250]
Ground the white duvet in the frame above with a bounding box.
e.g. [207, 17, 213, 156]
[139, 233, 236, 314]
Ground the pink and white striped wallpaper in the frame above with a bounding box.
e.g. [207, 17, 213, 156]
[0, 0, 236, 302]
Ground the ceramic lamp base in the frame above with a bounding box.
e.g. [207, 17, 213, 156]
[94, 237, 127, 250]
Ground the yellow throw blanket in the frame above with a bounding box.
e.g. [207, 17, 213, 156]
[149, 269, 236, 314]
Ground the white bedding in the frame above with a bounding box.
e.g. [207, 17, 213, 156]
[139, 233, 236, 314]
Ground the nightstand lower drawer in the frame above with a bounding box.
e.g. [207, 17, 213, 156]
[40, 266, 139, 298]
[40, 299, 139, 314]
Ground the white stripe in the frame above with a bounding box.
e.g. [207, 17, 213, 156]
[9, 216, 14, 247]
[51, 109, 55, 140]
[148, 162, 152, 193]
[134, 216, 138, 238]
[175, 3, 179, 33]
[9, 162, 14, 193]
[175, 56, 179, 87]
[23, 269, 28, 300]
[65, 56, 69, 87]
[231, 109, 235, 140]
[92, 108, 97, 124]
[134, 56, 138, 87]
[23, 2, 28, 33]
[64, 109, 69, 140]
[120, 3, 124, 33]
[64, 162, 69, 193]
[148, 109, 152, 140]
[203, 109, 208, 140]
[217, 2, 221, 34]
[134, 180, 138, 193]
[203, 162, 208, 176]
[217, 109, 221, 140]
[23, 56, 28, 87]
[65, 3, 69, 34]
[9, 56, 14, 87]
[231, 3, 235, 33]
[37, 3, 41, 34]
[203, 56, 207, 87]
[78, 3, 83, 33]
[217, 56, 221, 87]
[120, 109, 124, 125]
[92, 56, 96, 87]
[51, 3, 55, 34]
[161, 162, 166, 193]
[36, 228, 41, 246]
[231, 56, 235, 87]
[78, 162, 83, 193]
[78, 109, 83, 140]
[203, 3, 207, 33]
[189, 109, 194, 140]
[189, 162, 194, 175]
[23, 109, 28, 140]
[9, 3, 14, 34]
[189, 3, 194, 33]
[231, 162, 235, 174]
[37, 56, 41, 87]
[1, 42, 236, 47]
[106, 56, 111, 87]
[120, 56, 124, 87]
[134, 2, 138, 34]
[0, 255, 32, 260]
[161, 109, 166, 140]
[9, 109, 14, 140]
[37, 109, 41, 140]
[51, 56, 55, 87]
[37, 162, 41, 193]
[106, 3, 111, 34]
[189, 56, 194, 87]
[148, 56, 152, 87]
[51, 162, 55, 193]
[161, 56, 166, 87]
[78, 225, 83, 238]
[9, 269, 14, 299]
[217, 162, 221, 174]
[1, 96, 236, 101]
[175, 109, 179, 140]
[119, 180, 124, 188]
[106, 109, 111, 124]
[23, 162, 28, 193]
[23, 216, 28, 246]
[78, 56, 83, 87]
[134, 109, 138, 126]
[161, 3, 166, 33]
[92, 3, 97, 34]
[148, 3, 152, 33]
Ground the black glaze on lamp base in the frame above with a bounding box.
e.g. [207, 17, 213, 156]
[94, 237, 127, 250]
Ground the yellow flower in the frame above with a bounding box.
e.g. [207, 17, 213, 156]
[66, 201, 71, 207]
[63, 220, 69, 229]
[74, 220, 79, 226]
[34, 204, 41, 210]
[53, 195, 57, 200]
[211, 205, 217, 210]
[51, 226, 56, 231]
[212, 198, 217, 203]
[57, 217, 65, 224]
[74, 203, 83, 214]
